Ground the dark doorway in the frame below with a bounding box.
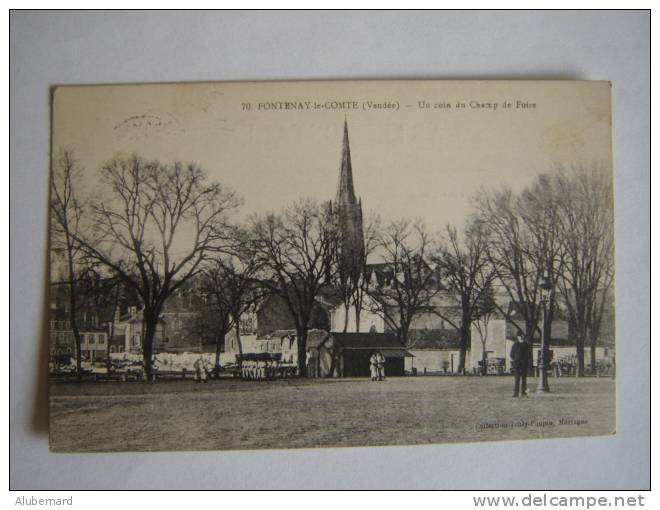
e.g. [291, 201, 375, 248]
[341, 350, 406, 377]
[342, 350, 372, 377]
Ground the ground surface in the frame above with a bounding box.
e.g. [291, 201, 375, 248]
[49, 376, 616, 452]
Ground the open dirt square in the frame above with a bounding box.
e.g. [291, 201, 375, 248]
[49, 376, 616, 452]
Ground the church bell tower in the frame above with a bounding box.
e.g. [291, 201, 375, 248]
[331, 120, 365, 284]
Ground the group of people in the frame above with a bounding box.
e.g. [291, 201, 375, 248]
[241, 360, 280, 381]
[193, 357, 211, 383]
[369, 352, 386, 381]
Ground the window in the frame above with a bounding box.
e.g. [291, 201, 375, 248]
[80, 334, 86, 344]
[89, 334, 95, 344]
[98, 334, 105, 345]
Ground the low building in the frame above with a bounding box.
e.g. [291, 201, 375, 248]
[49, 284, 118, 366]
[224, 328, 327, 366]
[113, 290, 212, 355]
[405, 329, 463, 374]
[310, 332, 413, 378]
[225, 328, 412, 377]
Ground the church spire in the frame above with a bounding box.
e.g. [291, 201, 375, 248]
[336, 120, 357, 205]
[332, 120, 365, 289]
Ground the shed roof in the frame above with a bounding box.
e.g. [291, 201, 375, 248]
[379, 348, 414, 358]
[331, 332, 403, 349]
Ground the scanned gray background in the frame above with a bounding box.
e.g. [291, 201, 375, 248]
[10, 10, 650, 489]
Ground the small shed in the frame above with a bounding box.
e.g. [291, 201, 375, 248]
[308, 332, 413, 378]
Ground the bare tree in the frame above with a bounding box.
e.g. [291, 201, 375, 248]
[554, 163, 614, 375]
[75, 267, 125, 374]
[78, 155, 240, 379]
[249, 198, 337, 376]
[50, 148, 85, 380]
[193, 250, 265, 377]
[473, 284, 497, 375]
[476, 178, 564, 350]
[434, 220, 496, 373]
[366, 220, 440, 347]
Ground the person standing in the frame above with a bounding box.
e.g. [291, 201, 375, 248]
[369, 352, 379, 381]
[376, 351, 386, 381]
[510, 333, 530, 397]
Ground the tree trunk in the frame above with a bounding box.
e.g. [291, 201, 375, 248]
[575, 339, 585, 377]
[574, 315, 587, 377]
[235, 321, 243, 357]
[296, 327, 308, 377]
[354, 303, 361, 333]
[481, 341, 488, 375]
[142, 314, 158, 380]
[399, 324, 411, 349]
[66, 252, 83, 381]
[525, 321, 536, 376]
[573, 302, 587, 377]
[458, 323, 470, 374]
[214, 331, 225, 378]
[73, 329, 82, 381]
[106, 289, 119, 375]
[574, 318, 587, 377]
[106, 318, 115, 375]
[589, 343, 597, 375]
[342, 303, 350, 333]
[542, 301, 554, 376]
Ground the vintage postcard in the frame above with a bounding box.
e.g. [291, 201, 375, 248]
[48, 80, 615, 452]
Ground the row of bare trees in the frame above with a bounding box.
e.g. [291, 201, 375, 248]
[475, 164, 614, 375]
[51, 150, 240, 379]
[51, 147, 614, 380]
[429, 163, 614, 376]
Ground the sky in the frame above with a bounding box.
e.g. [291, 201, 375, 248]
[52, 80, 612, 232]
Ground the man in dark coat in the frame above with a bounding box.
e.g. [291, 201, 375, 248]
[510, 333, 530, 397]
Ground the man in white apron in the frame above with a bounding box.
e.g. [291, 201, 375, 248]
[369, 352, 379, 381]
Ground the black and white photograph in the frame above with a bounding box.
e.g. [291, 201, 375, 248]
[9, 9, 651, 494]
[47, 80, 616, 452]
